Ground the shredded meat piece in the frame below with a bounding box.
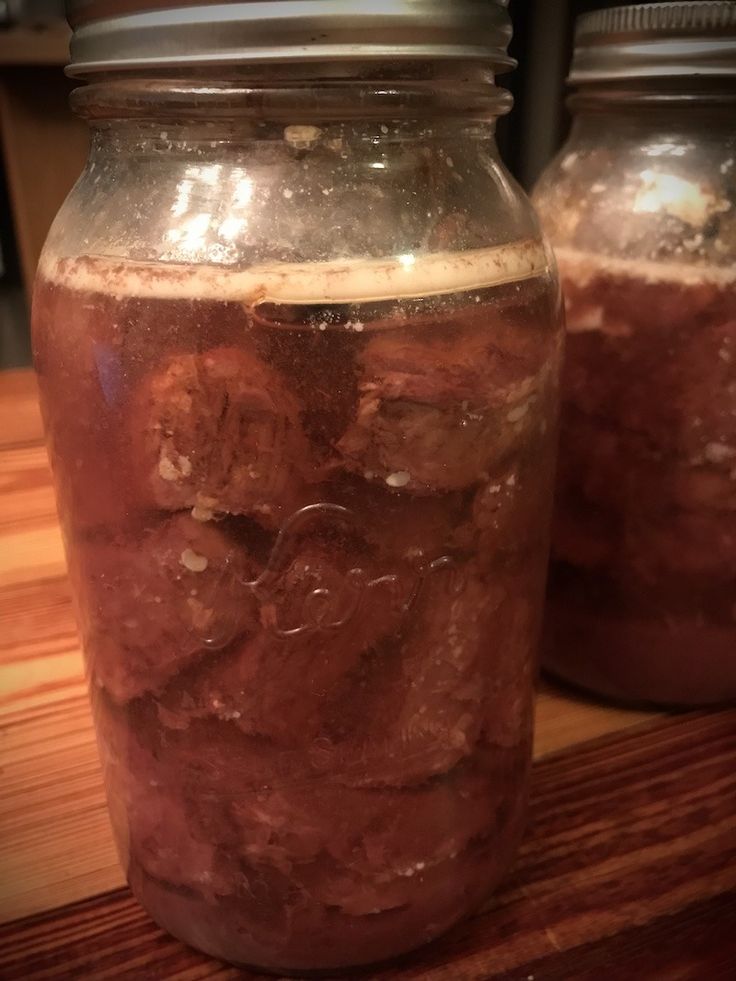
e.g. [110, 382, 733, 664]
[337, 319, 545, 493]
[77, 514, 258, 702]
[131, 346, 314, 525]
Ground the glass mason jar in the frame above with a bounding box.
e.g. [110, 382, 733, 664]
[534, 2, 736, 707]
[33, 1, 562, 971]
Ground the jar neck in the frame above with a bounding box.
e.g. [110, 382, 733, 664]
[71, 61, 512, 125]
[566, 97, 735, 146]
[568, 77, 736, 115]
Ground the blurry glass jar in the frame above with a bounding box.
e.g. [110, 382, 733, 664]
[33, 1, 562, 972]
[534, 2, 736, 706]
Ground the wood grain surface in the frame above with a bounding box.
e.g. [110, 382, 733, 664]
[1, 711, 735, 981]
[0, 368, 734, 979]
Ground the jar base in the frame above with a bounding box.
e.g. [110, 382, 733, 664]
[543, 593, 736, 709]
[126, 843, 510, 975]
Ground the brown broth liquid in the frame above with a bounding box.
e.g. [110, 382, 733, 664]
[32, 247, 559, 971]
[546, 249, 736, 705]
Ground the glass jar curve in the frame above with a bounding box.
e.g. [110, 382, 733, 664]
[33, 67, 562, 972]
[534, 98, 736, 707]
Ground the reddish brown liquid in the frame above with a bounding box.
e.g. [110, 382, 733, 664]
[33, 257, 558, 971]
[546, 254, 736, 706]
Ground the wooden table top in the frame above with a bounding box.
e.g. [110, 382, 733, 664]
[0, 367, 734, 979]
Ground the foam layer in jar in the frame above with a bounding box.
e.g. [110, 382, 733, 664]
[37, 238, 550, 306]
[553, 247, 736, 341]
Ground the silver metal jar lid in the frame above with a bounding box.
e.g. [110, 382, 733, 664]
[569, 1, 736, 84]
[65, 0, 515, 77]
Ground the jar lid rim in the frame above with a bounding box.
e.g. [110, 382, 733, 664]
[64, 0, 516, 77]
[569, 1, 736, 84]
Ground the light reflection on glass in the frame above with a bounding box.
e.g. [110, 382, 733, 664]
[166, 212, 212, 253]
[197, 164, 222, 186]
[167, 166, 255, 259]
[643, 142, 690, 158]
[633, 168, 716, 225]
[171, 178, 193, 218]
[232, 174, 254, 208]
[218, 216, 246, 241]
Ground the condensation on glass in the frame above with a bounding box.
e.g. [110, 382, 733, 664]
[534, 2, 736, 707]
[33, 1, 562, 971]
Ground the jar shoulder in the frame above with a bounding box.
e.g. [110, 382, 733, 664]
[533, 121, 736, 268]
[41, 129, 546, 269]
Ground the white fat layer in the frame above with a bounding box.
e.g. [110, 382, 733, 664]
[555, 246, 736, 289]
[38, 239, 549, 306]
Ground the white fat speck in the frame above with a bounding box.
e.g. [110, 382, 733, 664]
[450, 728, 467, 748]
[322, 187, 331, 196]
[445, 156, 454, 168]
[507, 403, 529, 423]
[364, 470, 375, 480]
[191, 505, 214, 522]
[506, 474, 517, 487]
[181, 549, 209, 573]
[683, 232, 704, 251]
[488, 484, 501, 494]
[153, 595, 162, 603]
[158, 456, 180, 480]
[704, 442, 736, 464]
[386, 470, 411, 488]
[158, 452, 191, 482]
[380, 124, 389, 134]
[284, 124, 321, 148]
[318, 321, 328, 331]
[282, 188, 293, 199]
[719, 346, 732, 363]
[721, 158, 734, 174]
[353, 321, 364, 332]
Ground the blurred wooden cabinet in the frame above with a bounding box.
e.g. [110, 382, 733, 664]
[0, 25, 88, 302]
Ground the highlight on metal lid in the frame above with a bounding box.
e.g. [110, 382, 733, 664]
[64, 0, 516, 77]
[569, 1, 736, 84]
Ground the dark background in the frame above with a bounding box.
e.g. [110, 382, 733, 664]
[501, 0, 681, 186]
